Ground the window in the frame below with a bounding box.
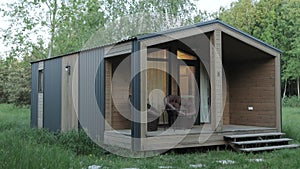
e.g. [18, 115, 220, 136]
[177, 50, 197, 60]
[147, 49, 168, 124]
[38, 70, 43, 93]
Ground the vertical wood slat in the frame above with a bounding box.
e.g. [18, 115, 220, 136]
[38, 93, 43, 128]
[105, 60, 112, 130]
[61, 54, 79, 132]
[37, 61, 44, 129]
[275, 54, 281, 131]
[140, 42, 147, 150]
[210, 30, 223, 131]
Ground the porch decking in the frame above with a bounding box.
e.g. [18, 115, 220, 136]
[104, 125, 278, 151]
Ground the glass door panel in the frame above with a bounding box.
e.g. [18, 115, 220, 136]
[179, 65, 196, 97]
[147, 50, 168, 124]
[200, 65, 210, 123]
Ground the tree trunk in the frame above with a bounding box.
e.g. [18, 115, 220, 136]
[47, 0, 58, 58]
[297, 77, 300, 99]
[283, 80, 287, 100]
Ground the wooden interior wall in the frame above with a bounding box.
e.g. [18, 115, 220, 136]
[105, 60, 112, 130]
[107, 55, 131, 130]
[61, 54, 79, 132]
[227, 58, 276, 127]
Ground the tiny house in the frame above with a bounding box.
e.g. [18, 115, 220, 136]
[31, 20, 296, 153]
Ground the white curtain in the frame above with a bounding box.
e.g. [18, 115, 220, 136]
[200, 65, 210, 123]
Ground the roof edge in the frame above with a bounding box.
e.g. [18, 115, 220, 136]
[137, 19, 282, 54]
[31, 38, 136, 64]
[215, 20, 282, 54]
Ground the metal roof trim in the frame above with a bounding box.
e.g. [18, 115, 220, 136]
[31, 37, 136, 64]
[215, 20, 282, 54]
[137, 19, 282, 54]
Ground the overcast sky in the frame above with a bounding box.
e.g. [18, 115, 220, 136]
[0, 0, 237, 58]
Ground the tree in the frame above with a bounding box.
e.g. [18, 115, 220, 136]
[0, 0, 198, 106]
[1, 1, 42, 59]
[53, 0, 106, 56]
[0, 59, 9, 103]
[219, 0, 257, 34]
[219, 0, 300, 98]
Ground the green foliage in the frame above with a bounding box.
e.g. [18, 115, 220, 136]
[1, 0, 300, 104]
[57, 130, 107, 156]
[0, 59, 9, 103]
[0, 0, 198, 106]
[219, 0, 257, 34]
[283, 96, 300, 107]
[0, 130, 80, 169]
[282, 107, 300, 142]
[219, 0, 300, 97]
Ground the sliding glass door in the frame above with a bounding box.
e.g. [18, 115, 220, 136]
[146, 49, 211, 126]
[147, 50, 168, 124]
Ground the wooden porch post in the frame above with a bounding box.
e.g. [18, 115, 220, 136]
[210, 30, 223, 131]
[275, 54, 282, 132]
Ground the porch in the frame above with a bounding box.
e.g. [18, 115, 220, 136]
[102, 21, 281, 152]
[104, 125, 277, 151]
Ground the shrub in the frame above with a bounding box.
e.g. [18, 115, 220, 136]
[57, 130, 107, 156]
[282, 96, 300, 107]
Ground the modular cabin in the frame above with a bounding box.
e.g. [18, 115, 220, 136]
[31, 20, 297, 153]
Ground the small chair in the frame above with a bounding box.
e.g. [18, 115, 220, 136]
[164, 95, 181, 127]
[147, 103, 160, 131]
[164, 95, 197, 129]
[129, 95, 160, 131]
[175, 97, 197, 129]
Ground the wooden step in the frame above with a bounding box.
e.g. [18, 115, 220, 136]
[232, 138, 292, 145]
[240, 144, 299, 152]
[224, 132, 285, 139]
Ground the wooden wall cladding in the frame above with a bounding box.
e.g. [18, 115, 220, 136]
[61, 54, 79, 132]
[227, 58, 276, 127]
[106, 55, 132, 130]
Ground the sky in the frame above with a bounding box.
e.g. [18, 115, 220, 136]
[0, 0, 237, 59]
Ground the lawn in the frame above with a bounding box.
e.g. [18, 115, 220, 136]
[0, 104, 300, 169]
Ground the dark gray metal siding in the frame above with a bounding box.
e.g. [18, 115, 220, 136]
[96, 48, 105, 127]
[30, 63, 39, 128]
[79, 48, 105, 141]
[131, 40, 141, 150]
[44, 58, 62, 132]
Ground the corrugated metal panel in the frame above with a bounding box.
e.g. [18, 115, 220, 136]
[44, 58, 62, 132]
[79, 48, 105, 141]
[30, 63, 39, 128]
[104, 41, 132, 58]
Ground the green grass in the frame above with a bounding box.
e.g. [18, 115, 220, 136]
[282, 107, 300, 142]
[0, 104, 300, 169]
